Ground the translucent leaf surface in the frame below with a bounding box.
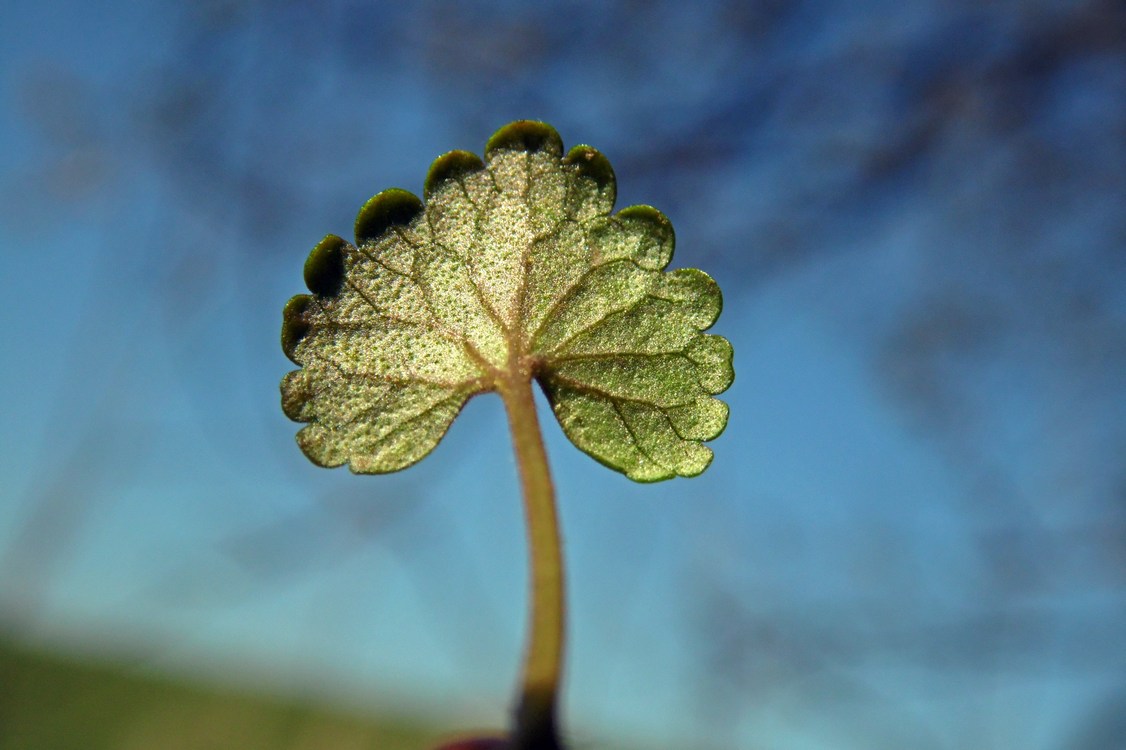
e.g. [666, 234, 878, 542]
[281, 121, 732, 481]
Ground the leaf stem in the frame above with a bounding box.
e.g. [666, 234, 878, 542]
[498, 367, 565, 750]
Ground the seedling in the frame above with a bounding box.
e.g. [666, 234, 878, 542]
[281, 121, 733, 749]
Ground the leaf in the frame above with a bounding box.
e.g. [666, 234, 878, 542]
[281, 120, 733, 481]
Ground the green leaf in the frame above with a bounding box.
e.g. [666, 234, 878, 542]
[281, 120, 733, 481]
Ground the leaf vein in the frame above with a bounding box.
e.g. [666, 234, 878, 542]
[609, 399, 672, 476]
[424, 212, 511, 335]
[544, 373, 695, 409]
[548, 349, 693, 365]
[529, 259, 647, 351]
[362, 390, 469, 449]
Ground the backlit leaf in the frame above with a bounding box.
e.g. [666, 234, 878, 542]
[281, 121, 732, 481]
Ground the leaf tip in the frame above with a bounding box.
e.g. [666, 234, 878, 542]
[485, 120, 563, 159]
[281, 294, 314, 362]
[693, 334, 735, 394]
[303, 234, 347, 297]
[614, 204, 676, 269]
[355, 188, 423, 246]
[563, 145, 616, 191]
[424, 150, 486, 198]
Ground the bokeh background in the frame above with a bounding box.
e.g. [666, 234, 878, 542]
[2, 1, 1124, 749]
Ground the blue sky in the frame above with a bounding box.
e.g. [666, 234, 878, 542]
[2, 2, 1124, 749]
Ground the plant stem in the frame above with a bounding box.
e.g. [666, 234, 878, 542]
[499, 369, 564, 750]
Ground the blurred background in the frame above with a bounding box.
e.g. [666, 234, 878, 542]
[1, 1, 1124, 748]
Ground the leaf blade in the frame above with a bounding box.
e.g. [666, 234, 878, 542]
[281, 121, 732, 480]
